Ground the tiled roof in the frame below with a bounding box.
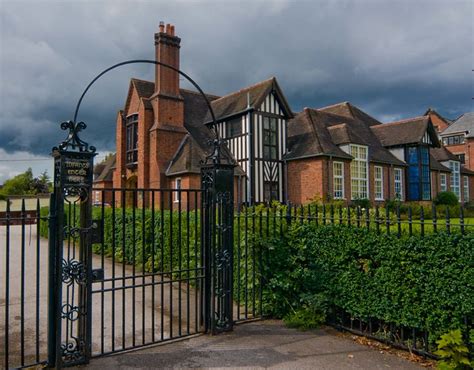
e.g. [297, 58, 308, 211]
[203, 77, 293, 123]
[285, 107, 405, 166]
[371, 116, 440, 147]
[318, 102, 382, 127]
[429, 154, 451, 172]
[94, 154, 116, 182]
[441, 112, 474, 138]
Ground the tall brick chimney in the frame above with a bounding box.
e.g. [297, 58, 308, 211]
[154, 21, 181, 98]
[149, 22, 186, 193]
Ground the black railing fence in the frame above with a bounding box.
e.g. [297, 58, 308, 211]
[1, 198, 50, 369]
[2, 195, 473, 367]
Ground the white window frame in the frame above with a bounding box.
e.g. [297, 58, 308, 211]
[394, 168, 403, 200]
[333, 161, 345, 199]
[440, 173, 447, 192]
[463, 176, 469, 202]
[174, 178, 182, 202]
[350, 144, 369, 200]
[374, 166, 384, 200]
[449, 161, 461, 201]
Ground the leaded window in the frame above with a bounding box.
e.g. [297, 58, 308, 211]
[394, 168, 403, 200]
[463, 176, 469, 202]
[225, 116, 242, 138]
[406, 146, 430, 201]
[126, 114, 138, 164]
[333, 161, 344, 199]
[263, 181, 278, 203]
[440, 173, 447, 192]
[263, 116, 278, 160]
[350, 144, 368, 200]
[374, 166, 384, 200]
[449, 160, 461, 200]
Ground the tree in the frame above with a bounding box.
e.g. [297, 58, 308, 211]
[0, 168, 52, 196]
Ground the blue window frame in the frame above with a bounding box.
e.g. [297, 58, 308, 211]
[406, 146, 431, 201]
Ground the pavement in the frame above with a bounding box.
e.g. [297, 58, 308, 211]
[77, 320, 425, 369]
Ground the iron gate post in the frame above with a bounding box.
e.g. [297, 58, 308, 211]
[48, 121, 96, 368]
[201, 139, 235, 334]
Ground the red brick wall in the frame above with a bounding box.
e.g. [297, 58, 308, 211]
[113, 110, 125, 189]
[429, 112, 450, 133]
[287, 158, 327, 204]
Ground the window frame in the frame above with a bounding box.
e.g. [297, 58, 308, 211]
[262, 116, 278, 161]
[333, 161, 345, 199]
[174, 178, 182, 203]
[394, 167, 404, 200]
[126, 113, 139, 165]
[374, 166, 384, 200]
[440, 173, 447, 192]
[449, 160, 461, 201]
[463, 175, 469, 203]
[350, 144, 369, 200]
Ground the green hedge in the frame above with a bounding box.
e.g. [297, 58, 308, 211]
[262, 223, 474, 345]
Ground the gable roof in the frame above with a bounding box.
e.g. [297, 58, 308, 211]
[285, 109, 353, 161]
[94, 154, 116, 183]
[441, 112, 474, 138]
[424, 108, 453, 126]
[318, 102, 382, 127]
[203, 77, 293, 123]
[429, 154, 451, 172]
[371, 116, 440, 147]
[285, 107, 405, 166]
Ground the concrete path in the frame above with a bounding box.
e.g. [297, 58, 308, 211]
[79, 320, 426, 369]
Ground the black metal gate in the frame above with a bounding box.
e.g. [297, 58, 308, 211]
[41, 123, 236, 367]
[1, 60, 265, 368]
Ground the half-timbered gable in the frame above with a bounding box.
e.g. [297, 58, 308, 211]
[207, 77, 293, 203]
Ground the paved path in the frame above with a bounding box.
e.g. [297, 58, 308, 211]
[0, 225, 197, 367]
[79, 320, 425, 369]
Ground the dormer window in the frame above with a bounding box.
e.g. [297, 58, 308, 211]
[126, 114, 138, 165]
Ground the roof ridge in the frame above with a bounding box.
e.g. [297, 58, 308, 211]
[211, 76, 275, 103]
[380, 115, 428, 126]
[317, 101, 350, 111]
[305, 108, 325, 151]
[180, 88, 220, 99]
[131, 77, 154, 84]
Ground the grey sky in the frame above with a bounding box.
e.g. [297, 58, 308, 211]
[0, 0, 472, 182]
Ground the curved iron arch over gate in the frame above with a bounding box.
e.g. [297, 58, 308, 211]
[48, 60, 235, 368]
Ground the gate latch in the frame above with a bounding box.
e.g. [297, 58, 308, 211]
[90, 220, 103, 244]
[92, 268, 104, 282]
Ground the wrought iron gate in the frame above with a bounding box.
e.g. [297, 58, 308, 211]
[43, 123, 236, 368]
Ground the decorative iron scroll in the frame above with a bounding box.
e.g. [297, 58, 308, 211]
[49, 119, 95, 367]
[53, 120, 97, 153]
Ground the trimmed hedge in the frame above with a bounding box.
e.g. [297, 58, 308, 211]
[262, 223, 474, 345]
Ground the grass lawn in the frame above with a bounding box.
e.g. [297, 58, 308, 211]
[0, 197, 50, 212]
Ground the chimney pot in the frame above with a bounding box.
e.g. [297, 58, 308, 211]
[170, 25, 175, 36]
[159, 21, 165, 33]
[166, 23, 171, 34]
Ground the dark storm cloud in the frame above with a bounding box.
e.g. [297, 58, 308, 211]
[0, 0, 472, 161]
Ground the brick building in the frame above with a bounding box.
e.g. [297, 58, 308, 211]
[94, 23, 473, 206]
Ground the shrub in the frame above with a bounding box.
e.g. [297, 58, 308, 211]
[434, 329, 471, 369]
[351, 198, 370, 209]
[434, 191, 459, 206]
[263, 223, 474, 348]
